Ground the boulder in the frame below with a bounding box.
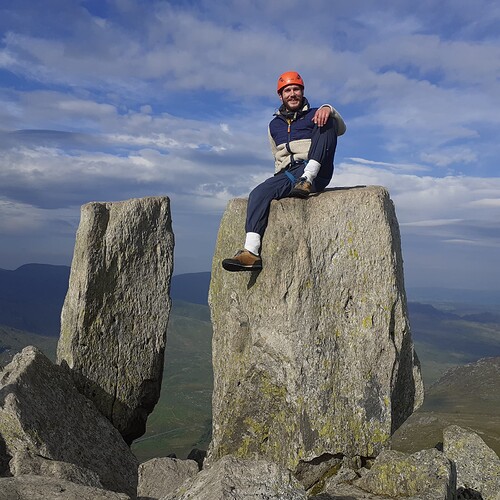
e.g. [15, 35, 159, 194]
[160, 455, 307, 500]
[0, 475, 130, 500]
[57, 196, 174, 443]
[208, 187, 423, 470]
[138, 457, 198, 500]
[294, 453, 343, 491]
[322, 464, 359, 490]
[295, 455, 364, 496]
[9, 450, 103, 488]
[354, 448, 455, 499]
[443, 425, 500, 500]
[312, 483, 398, 499]
[0, 346, 138, 496]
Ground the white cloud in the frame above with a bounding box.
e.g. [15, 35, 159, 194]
[443, 238, 489, 246]
[0, 0, 499, 285]
[468, 198, 500, 208]
[401, 219, 464, 227]
[334, 160, 500, 252]
[420, 148, 477, 168]
[347, 157, 430, 172]
[0, 197, 78, 233]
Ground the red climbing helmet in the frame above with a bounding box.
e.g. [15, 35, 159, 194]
[276, 71, 305, 94]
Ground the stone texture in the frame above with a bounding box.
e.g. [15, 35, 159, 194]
[208, 187, 423, 470]
[138, 457, 198, 499]
[322, 464, 359, 491]
[0, 346, 138, 496]
[9, 450, 103, 488]
[160, 455, 307, 500]
[443, 425, 500, 500]
[312, 483, 401, 499]
[57, 196, 174, 443]
[354, 448, 455, 499]
[294, 453, 343, 491]
[0, 475, 130, 500]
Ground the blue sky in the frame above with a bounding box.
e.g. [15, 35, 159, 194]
[0, 0, 499, 290]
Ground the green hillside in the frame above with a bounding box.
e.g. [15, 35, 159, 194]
[0, 325, 58, 366]
[392, 357, 500, 456]
[131, 300, 213, 462]
[409, 302, 500, 386]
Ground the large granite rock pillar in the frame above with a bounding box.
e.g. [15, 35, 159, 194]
[208, 186, 423, 470]
[57, 196, 174, 443]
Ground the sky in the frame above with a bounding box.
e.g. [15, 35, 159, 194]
[0, 0, 499, 291]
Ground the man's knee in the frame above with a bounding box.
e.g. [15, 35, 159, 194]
[249, 181, 267, 201]
[315, 115, 337, 136]
[248, 183, 272, 211]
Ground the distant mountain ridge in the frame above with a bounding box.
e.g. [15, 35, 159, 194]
[0, 265, 212, 336]
[408, 286, 500, 305]
[0, 264, 70, 336]
[3, 264, 500, 307]
[1, 265, 499, 379]
[170, 272, 210, 305]
[408, 302, 459, 320]
[3, 264, 500, 336]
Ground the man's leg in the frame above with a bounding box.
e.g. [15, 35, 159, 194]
[222, 173, 293, 272]
[245, 173, 294, 237]
[289, 117, 338, 198]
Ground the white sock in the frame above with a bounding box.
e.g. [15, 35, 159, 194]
[244, 232, 261, 255]
[303, 159, 321, 183]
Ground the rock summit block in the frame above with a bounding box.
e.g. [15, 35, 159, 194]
[208, 186, 423, 469]
[57, 196, 174, 443]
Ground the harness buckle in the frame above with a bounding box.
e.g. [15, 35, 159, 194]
[288, 159, 306, 170]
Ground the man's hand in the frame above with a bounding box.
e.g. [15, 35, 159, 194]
[312, 106, 331, 127]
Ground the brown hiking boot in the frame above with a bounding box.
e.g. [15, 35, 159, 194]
[289, 177, 312, 198]
[222, 249, 262, 272]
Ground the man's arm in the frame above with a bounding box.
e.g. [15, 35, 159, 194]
[312, 106, 331, 127]
[313, 104, 347, 135]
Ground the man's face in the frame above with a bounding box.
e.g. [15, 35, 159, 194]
[280, 84, 304, 111]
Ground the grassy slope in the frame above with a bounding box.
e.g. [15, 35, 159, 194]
[0, 325, 58, 366]
[392, 357, 500, 456]
[131, 300, 213, 462]
[409, 305, 500, 386]
[392, 303, 500, 456]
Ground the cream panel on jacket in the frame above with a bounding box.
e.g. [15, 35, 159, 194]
[268, 105, 346, 174]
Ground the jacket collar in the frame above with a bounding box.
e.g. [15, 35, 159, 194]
[275, 97, 310, 121]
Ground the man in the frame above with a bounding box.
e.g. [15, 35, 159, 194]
[222, 71, 346, 272]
